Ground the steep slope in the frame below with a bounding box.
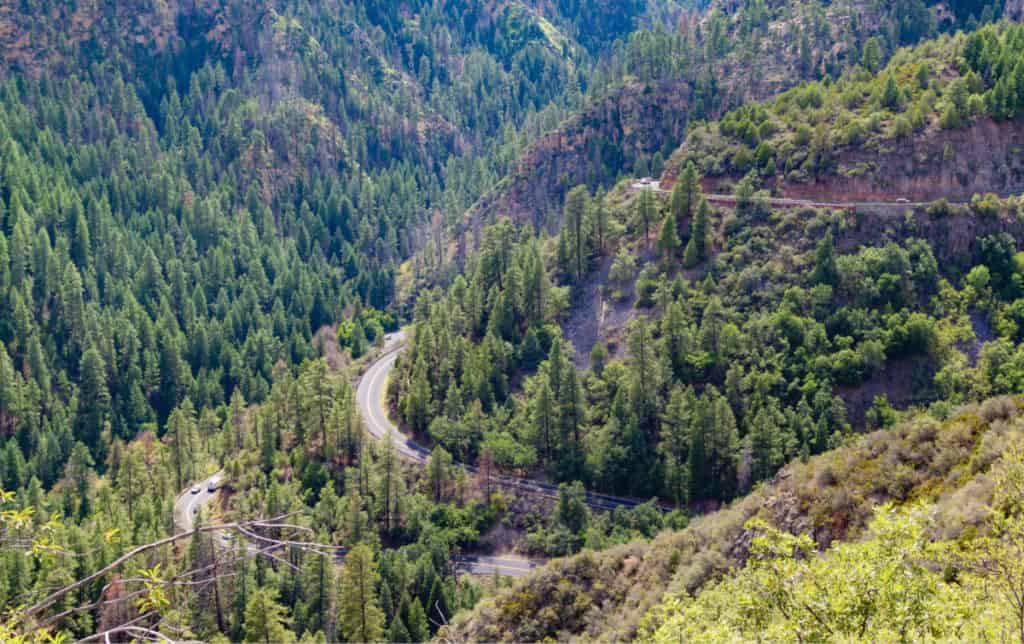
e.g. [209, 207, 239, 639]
[463, 0, 1012, 234]
[0, 0, 669, 478]
[664, 24, 1024, 203]
[443, 395, 1024, 641]
[467, 78, 693, 231]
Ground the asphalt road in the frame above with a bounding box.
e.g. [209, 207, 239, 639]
[172, 471, 246, 551]
[355, 333, 666, 513]
[630, 180, 1024, 210]
[173, 471, 224, 533]
[170, 339, 541, 578]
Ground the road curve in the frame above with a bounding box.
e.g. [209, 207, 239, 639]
[356, 331, 432, 463]
[173, 471, 224, 533]
[356, 332, 667, 513]
[170, 338, 541, 578]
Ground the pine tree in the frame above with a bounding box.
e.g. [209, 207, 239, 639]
[403, 358, 433, 433]
[76, 347, 110, 458]
[532, 376, 556, 462]
[167, 400, 198, 489]
[660, 385, 693, 506]
[556, 364, 585, 481]
[0, 232, 9, 293]
[386, 613, 411, 643]
[299, 546, 338, 641]
[562, 185, 592, 283]
[671, 161, 701, 226]
[881, 75, 901, 111]
[683, 197, 711, 268]
[811, 229, 838, 286]
[58, 262, 86, 356]
[402, 595, 429, 642]
[379, 432, 402, 533]
[243, 587, 293, 643]
[300, 358, 333, 459]
[71, 211, 91, 269]
[339, 544, 385, 643]
[427, 446, 452, 503]
[64, 442, 94, 518]
[862, 36, 883, 73]
[707, 391, 739, 500]
[657, 211, 681, 261]
[635, 187, 657, 244]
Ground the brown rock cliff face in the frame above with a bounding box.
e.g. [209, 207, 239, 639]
[465, 79, 693, 232]
[462, 0, 914, 234]
[780, 118, 1024, 203]
[678, 118, 1024, 205]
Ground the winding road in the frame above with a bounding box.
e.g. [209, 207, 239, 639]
[173, 468, 539, 577]
[356, 332, 663, 512]
[172, 338, 543, 577]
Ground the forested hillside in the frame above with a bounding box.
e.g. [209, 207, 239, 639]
[0, 0, 708, 641]
[0, 0, 675, 484]
[446, 394, 1024, 641]
[393, 9, 1024, 508]
[463, 0, 1013, 232]
[6, 1, 1024, 642]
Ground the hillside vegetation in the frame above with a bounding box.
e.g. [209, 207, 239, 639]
[445, 395, 1024, 641]
[670, 21, 1024, 201]
[0, 1, 692, 641]
[465, 0, 1013, 230]
[7, 1, 1024, 642]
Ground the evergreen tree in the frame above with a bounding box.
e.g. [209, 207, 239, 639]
[635, 187, 657, 244]
[657, 211, 681, 261]
[403, 596, 429, 643]
[683, 197, 711, 268]
[298, 547, 338, 641]
[243, 587, 293, 643]
[426, 446, 453, 503]
[339, 544, 385, 643]
[671, 161, 702, 226]
[811, 229, 838, 286]
[562, 185, 592, 283]
[76, 347, 110, 458]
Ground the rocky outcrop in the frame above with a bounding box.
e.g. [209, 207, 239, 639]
[462, 0, 929, 236]
[780, 118, 1024, 203]
[681, 117, 1024, 206]
[464, 79, 693, 232]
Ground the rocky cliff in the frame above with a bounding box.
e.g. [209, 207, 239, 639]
[675, 117, 1024, 206]
[464, 79, 693, 232]
[781, 117, 1024, 203]
[462, 0, 968, 234]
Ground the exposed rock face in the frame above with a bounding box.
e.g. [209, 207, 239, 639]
[465, 79, 693, 232]
[779, 118, 1024, 203]
[681, 118, 1024, 206]
[462, 0, 918, 234]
